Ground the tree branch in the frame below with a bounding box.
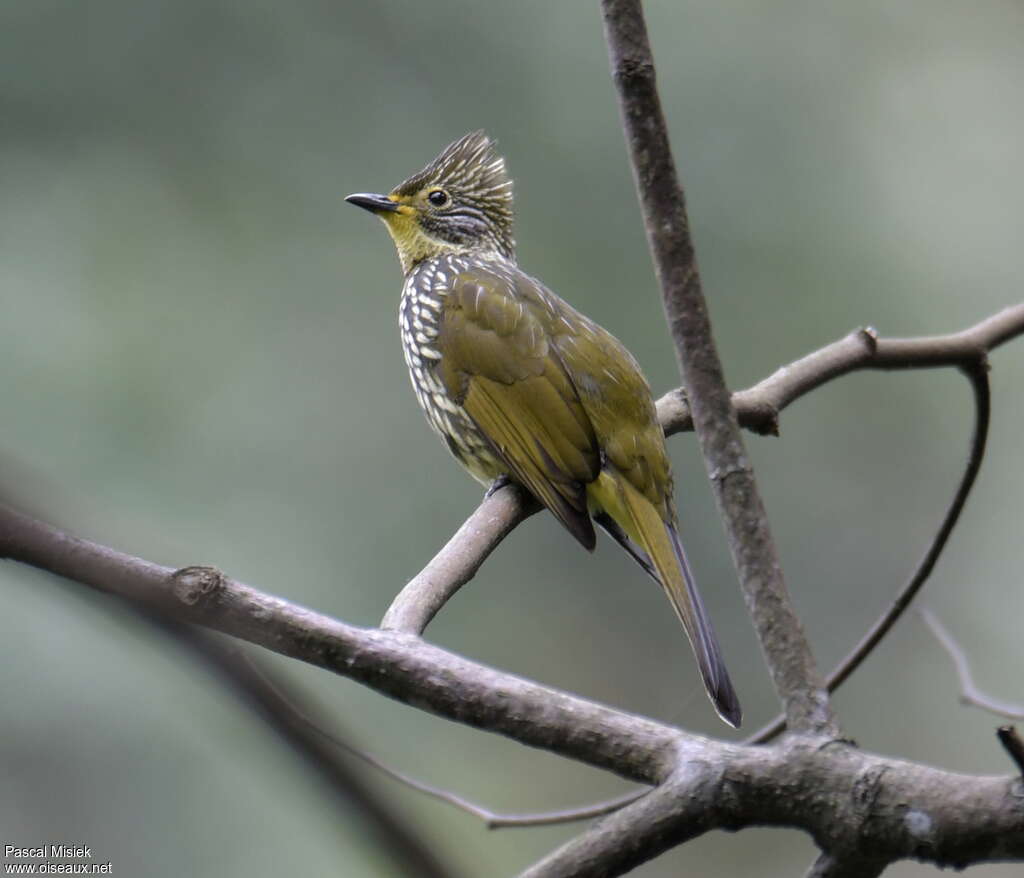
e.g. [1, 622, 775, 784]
[746, 363, 991, 745]
[518, 765, 715, 877]
[657, 305, 1024, 436]
[920, 608, 1024, 721]
[0, 503, 679, 785]
[602, 0, 834, 735]
[3, 504, 1023, 875]
[382, 483, 538, 634]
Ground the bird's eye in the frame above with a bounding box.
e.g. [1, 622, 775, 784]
[427, 189, 449, 207]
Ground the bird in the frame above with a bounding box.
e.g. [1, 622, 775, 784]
[346, 131, 741, 727]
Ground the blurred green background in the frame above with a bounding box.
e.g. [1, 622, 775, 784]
[2, 1, 1022, 875]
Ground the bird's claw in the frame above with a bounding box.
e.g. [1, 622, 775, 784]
[485, 475, 512, 499]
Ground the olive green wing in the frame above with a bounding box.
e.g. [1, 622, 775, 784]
[543, 295, 675, 516]
[437, 267, 601, 549]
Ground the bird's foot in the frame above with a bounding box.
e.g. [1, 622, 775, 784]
[484, 475, 512, 499]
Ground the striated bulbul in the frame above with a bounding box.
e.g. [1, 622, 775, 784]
[346, 132, 741, 727]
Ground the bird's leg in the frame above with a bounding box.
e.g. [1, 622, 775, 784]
[485, 474, 512, 499]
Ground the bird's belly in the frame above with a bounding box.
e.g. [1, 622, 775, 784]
[403, 352, 503, 487]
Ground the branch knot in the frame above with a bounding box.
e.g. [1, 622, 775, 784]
[171, 565, 226, 606]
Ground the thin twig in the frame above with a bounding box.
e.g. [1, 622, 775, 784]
[602, 0, 834, 736]
[518, 764, 715, 878]
[920, 608, 1024, 721]
[746, 364, 991, 745]
[242, 650, 646, 828]
[997, 727, 1024, 778]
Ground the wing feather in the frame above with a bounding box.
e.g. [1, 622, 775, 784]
[437, 269, 600, 548]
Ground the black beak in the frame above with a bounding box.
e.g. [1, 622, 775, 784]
[345, 192, 400, 214]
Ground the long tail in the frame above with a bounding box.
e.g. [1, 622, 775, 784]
[590, 470, 742, 728]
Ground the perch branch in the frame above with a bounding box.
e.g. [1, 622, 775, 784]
[2, 506, 1024, 873]
[0, 502, 679, 784]
[382, 483, 537, 634]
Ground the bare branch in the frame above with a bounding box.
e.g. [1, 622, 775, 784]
[382, 483, 537, 634]
[658, 304, 1024, 437]
[2, 505, 1024, 872]
[0, 502, 680, 784]
[518, 765, 714, 877]
[602, 0, 834, 735]
[746, 364, 991, 745]
[489, 789, 647, 830]
[487, 790, 648, 830]
[920, 608, 1024, 721]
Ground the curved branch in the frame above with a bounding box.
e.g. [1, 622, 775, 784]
[747, 364, 991, 745]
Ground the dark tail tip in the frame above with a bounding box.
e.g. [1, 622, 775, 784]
[665, 522, 743, 728]
[695, 625, 743, 728]
[709, 673, 743, 729]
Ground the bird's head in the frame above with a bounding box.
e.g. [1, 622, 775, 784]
[347, 131, 515, 274]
